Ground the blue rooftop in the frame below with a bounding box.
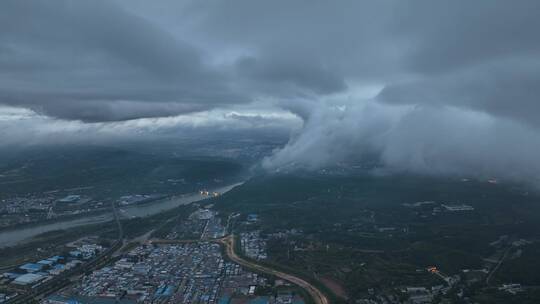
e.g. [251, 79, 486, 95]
[249, 296, 269, 304]
[69, 250, 82, 257]
[163, 285, 173, 296]
[3, 272, 22, 279]
[154, 285, 174, 297]
[247, 214, 259, 222]
[20, 263, 43, 272]
[48, 256, 63, 262]
[218, 295, 231, 304]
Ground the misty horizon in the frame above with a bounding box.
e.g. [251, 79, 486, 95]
[2, 1, 540, 184]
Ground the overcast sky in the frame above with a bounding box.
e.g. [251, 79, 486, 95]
[2, 1, 540, 182]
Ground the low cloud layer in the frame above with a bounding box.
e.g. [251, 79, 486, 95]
[0, 105, 299, 148]
[2, 1, 540, 182]
[263, 100, 540, 183]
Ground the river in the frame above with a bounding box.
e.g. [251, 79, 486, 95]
[0, 182, 243, 248]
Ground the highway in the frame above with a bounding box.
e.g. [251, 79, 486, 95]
[217, 235, 330, 304]
[486, 245, 512, 285]
[7, 203, 125, 304]
[11, 231, 329, 304]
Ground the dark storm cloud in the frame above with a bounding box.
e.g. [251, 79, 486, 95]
[377, 57, 540, 127]
[0, 0, 243, 121]
[393, 1, 540, 74]
[376, 0, 540, 126]
[185, 0, 397, 82]
[3, 0, 540, 123]
[3, 0, 540, 181]
[235, 55, 347, 95]
[181, 0, 540, 125]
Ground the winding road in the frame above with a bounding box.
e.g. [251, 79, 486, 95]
[217, 235, 330, 304]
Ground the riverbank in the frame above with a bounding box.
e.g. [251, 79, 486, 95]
[0, 182, 243, 248]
